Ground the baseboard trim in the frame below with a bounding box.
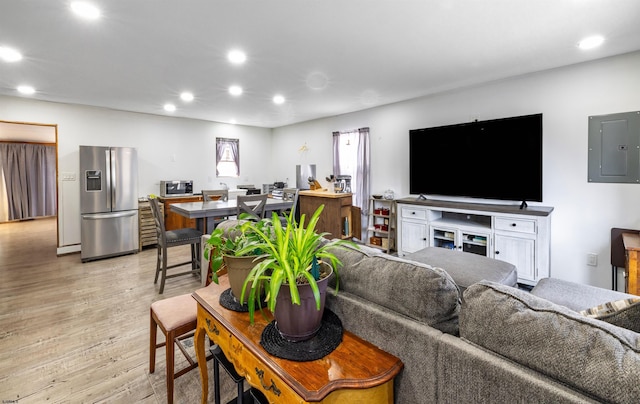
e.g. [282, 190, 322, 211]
[57, 244, 81, 256]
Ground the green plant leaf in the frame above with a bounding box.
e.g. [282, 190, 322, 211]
[234, 204, 358, 324]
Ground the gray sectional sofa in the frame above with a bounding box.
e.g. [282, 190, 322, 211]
[326, 244, 640, 404]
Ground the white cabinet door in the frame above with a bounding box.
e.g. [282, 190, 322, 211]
[431, 225, 492, 257]
[495, 233, 536, 282]
[430, 225, 457, 250]
[401, 220, 428, 254]
[459, 229, 492, 257]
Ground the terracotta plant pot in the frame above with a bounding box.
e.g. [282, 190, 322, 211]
[223, 254, 263, 305]
[273, 263, 333, 342]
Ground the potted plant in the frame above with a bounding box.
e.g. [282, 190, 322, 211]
[236, 204, 357, 342]
[203, 217, 272, 305]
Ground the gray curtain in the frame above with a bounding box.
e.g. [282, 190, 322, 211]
[229, 138, 239, 173]
[332, 131, 341, 176]
[0, 143, 56, 220]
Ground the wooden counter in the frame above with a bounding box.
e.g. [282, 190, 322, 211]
[158, 195, 203, 230]
[299, 190, 360, 239]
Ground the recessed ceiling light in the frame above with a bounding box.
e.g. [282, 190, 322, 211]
[164, 103, 176, 112]
[0, 46, 23, 62]
[227, 50, 247, 64]
[578, 35, 604, 50]
[17, 85, 35, 95]
[273, 95, 285, 105]
[71, 2, 101, 19]
[180, 92, 194, 102]
[229, 85, 243, 96]
[306, 72, 329, 90]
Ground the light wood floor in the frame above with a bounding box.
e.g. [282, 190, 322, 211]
[0, 217, 240, 404]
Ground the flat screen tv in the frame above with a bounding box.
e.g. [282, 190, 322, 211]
[409, 113, 542, 205]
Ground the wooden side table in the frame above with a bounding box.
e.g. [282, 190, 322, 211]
[193, 276, 403, 403]
[622, 232, 640, 296]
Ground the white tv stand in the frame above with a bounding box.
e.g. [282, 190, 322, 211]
[396, 197, 553, 286]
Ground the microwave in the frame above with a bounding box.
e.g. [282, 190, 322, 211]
[160, 180, 194, 197]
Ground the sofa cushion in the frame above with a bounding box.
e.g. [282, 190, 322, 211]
[404, 247, 517, 291]
[461, 281, 640, 404]
[580, 298, 640, 333]
[328, 243, 460, 328]
[531, 277, 637, 312]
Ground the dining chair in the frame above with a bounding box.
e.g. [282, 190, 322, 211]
[279, 187, 299, 226]
[149, 197, 202, 294]
[202, 189, 230, 231]
[236, 194, 268, 221]
[202, 189, 229, 202]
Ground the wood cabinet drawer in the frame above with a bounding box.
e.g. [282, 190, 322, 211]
[401, 207, 427, 220]
[495, 217, 536, 234]
[201, 311, 233, 352]
[230, 337, 299, 403]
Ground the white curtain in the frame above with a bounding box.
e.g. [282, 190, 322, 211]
[332, 128, 371, 210]
[332, 127, 371, 234]
[0, 143, 56, 221]
[216, 138, 240, 177]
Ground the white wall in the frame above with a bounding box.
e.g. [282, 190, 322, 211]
[272, 51, 640, 290]
[0, 97, 273, 251]
[2, 51, 639, 289]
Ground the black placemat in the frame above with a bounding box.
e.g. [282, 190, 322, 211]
[260, 309, 343, 361]
[219, 288, 252, 312]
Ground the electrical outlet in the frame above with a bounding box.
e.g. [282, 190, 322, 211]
[587, 253, 598, 266]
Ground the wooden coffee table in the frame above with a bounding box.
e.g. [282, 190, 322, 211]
[193, 276, 403, 403]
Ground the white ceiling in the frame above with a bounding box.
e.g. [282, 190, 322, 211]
[1, 0, 640, 129]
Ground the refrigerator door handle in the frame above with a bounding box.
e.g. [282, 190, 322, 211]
[110, 148, 117, 208]
[105, 149, 112, 210]
[82, 211, 138, 220]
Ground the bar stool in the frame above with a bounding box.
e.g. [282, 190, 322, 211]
[150, 293, 212, 404]
[249, 388, 269, 403]
[149, 197, 202, 294]
[212, 346, 251, 403]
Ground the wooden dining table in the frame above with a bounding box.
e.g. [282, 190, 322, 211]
[170, 197, 293, 233]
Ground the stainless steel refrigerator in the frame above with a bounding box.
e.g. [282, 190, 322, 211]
[80, 146, 139, 262]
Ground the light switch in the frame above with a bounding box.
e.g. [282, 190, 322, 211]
[61, 172, 76, 181]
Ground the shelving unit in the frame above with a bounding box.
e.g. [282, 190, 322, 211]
[366, 197, 395, 253]
[138, 199, 163, 250]
[429, 211, 492, 257]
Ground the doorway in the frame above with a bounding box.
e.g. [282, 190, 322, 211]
[0, 120, 59, 248]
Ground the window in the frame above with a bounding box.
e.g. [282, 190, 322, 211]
[216, 138, 239, 177]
